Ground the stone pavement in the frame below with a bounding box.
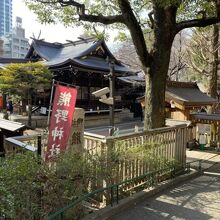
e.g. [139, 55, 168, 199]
[186, 149, 220, 170]
[109, 151, 220, 220]
[109, 163, 220, 220]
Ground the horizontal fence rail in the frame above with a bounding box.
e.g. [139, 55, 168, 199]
[46, 162, 196, 220]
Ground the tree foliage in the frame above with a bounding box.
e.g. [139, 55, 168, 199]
[0, 62, 52, 97]
[24, 0, 220, 129]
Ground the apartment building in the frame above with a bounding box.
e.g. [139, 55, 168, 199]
[1, 17, 29, 58]
[0, 0, 12, 37]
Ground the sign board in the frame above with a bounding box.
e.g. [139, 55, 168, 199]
[40, 107, 47, 115]
[67, 108, 85, 152]
[45, 84, 77, 160]
[196, 123, 211, 135]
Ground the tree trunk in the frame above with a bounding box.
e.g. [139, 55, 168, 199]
[208, 24, 219, 113]
[208, 24, 219, 99]
[144, 6, 176, 129]
[144, 54, 171, 130]
[144, 72, 166, 130]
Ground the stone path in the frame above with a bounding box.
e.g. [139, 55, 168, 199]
[109, 153, 220, 220]
[186, 149, 220, 170]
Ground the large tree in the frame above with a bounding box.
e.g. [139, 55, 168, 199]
[25, 0, 220, 129]
[0, 62, 52, 126]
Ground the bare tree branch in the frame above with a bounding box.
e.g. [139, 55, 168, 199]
[79, 14, 125, 25]
[200, 48, 212, 64]
[176, 17, 220, 33]
[148, 11, 154, 29]
[189, 33, 213, 62]
[187, 49, 210, 76]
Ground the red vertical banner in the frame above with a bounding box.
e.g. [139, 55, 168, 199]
[0, 94, 3, 109]
[46, 84, 77, 160]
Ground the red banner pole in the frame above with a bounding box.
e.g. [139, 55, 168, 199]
[47, 79, 56, 127]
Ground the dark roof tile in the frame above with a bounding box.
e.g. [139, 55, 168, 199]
[26, 38, 132, 74]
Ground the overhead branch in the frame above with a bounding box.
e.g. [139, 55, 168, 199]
[176, 17, 220, 33]
[117, 0, 151, 69]
[58, 0, 83, 8]
[79, 14, 125, 25]
[36, 0, 83, 8]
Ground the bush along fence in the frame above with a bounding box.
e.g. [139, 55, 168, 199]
[1, 124, 192, 219]
[46, 159, 204, 220]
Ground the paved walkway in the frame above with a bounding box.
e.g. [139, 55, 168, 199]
[109, 151, 220, 220]
[186, 149, 220, 170]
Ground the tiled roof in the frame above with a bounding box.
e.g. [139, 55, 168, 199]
[26, 38, 132, 74]
[136, 80, 217, 107]
[166, 81, 216, 106]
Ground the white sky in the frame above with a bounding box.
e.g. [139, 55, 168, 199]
[13, 0, 84, 43]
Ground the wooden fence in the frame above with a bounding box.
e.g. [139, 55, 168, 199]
[4, 124, 192, 190]
[84, 124, 192, 189]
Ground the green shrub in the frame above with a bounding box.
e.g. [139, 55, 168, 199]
[0, 152, 93, 219]
[0, 141, 179, 219]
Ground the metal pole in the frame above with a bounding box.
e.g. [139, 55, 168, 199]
[116, 185, 119, 204]
[47, 79, 55, 126]
[110, 186, 114, 207]
[37, 135, 42, 157]
[109, 61, 115, 136]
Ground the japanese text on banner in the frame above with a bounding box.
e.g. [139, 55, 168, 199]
[46, 85, 77, 160]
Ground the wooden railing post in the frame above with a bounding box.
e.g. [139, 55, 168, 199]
[103, 138, 114, 203]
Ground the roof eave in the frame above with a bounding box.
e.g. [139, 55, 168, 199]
[48, 58, 132, 74]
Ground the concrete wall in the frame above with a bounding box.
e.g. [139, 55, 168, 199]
[13, 109, 134, 129]
[14, 116, 48, 128]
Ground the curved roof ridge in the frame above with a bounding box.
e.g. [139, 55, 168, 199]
[33, 39, 62, 48]
[63, 37, 97, 47]
[31, 37, 96, 48]
[73, 40, 103, 58]
[167, 80, 197, 88]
